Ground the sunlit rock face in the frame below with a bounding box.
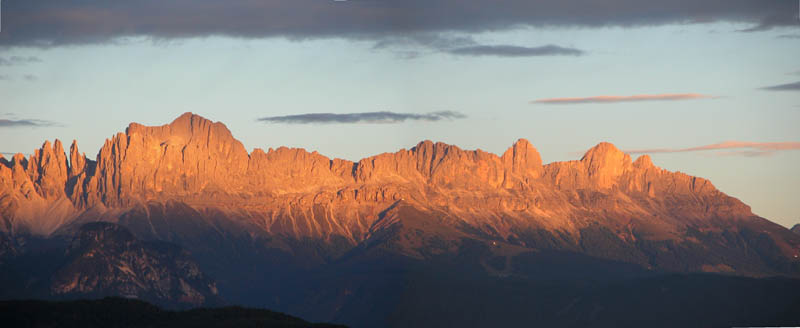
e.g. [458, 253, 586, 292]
[0, 112, 798, 278]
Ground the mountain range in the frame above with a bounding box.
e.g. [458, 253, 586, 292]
[1, 113, 799, 327]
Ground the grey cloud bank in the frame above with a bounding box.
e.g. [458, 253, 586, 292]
[0, 56, 42, 66]
[258, 111, 466, 124]
[374, 34, 583, 58]
[760, 81, 800, 91]
[532, 94, 714, 104]
[0, 1, 794, 48]
[448, 45, 584, 57]
[0, 119, 58, 128]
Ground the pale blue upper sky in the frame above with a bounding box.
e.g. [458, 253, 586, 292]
[1, 22, 798, 227]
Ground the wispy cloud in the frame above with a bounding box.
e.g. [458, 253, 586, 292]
[373, 33, 584, 59]
[258, 111, 466, 124]
[447, 45, 584, 57]
[532, 93, 714, 105]
[760, 81, 800, 91]
[777, 34, 800, 39]
[0, 56, 42, 66]
[625, 141, 800, 157]
[0, 74, 39, 81]
[0, 119, 58, 128]
[372, 34, 477, 51]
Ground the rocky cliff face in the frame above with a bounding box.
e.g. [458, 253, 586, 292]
[50, 222, 220, 307]
[0, 112, 797, 278]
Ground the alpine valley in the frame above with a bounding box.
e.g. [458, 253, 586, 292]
[2, 113, 799, 327]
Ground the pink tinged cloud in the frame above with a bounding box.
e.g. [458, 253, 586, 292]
[532, 93, 715, 104]
[625, 141, 800, 157]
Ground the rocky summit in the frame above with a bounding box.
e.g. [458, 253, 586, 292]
[1, 113, 799, 326]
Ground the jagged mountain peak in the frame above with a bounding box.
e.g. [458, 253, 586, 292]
[501, 138, 543, 174]
[28, 139, 69, 199]
[580, 142, 633, 188]
[541, 141, 633, 190]
[68, 139, 86, 177]
[0, 113, 741, 211]
[633, 154, 655, 169]
[124, 112, 239, 146]
[410, 139, 464, 157]
[171, 111, 202, 125]
[77, 112, 252, 206]
[581, 142, 630, 165]
[11, 153, 26, 167]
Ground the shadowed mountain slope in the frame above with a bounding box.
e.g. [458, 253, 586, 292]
[0, 222, 221, 308]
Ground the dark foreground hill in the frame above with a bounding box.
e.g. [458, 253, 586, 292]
[1, 273, 799, 328]
[0, 297, 346, 328]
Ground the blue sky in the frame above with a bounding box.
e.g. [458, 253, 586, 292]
[0, 2, 798, 227]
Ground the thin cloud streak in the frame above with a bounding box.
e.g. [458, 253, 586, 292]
[258, 111, 467, 124]
[448, 45, 584, 57]
[373, 34, 584, 58]
[0, 56, 42, 66]
[626, 141, 800, 157]
[0, 152, 32, 160]
[0, 119, 58, 128]
[760, 81, 800, 91]
[372, 34, 477, 51]
[710, 150, 778, 157]
[532, 93, 714, 105]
